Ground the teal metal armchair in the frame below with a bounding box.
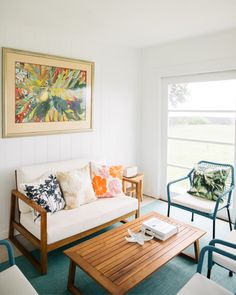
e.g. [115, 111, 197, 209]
[0, 240, 15, 267]
[177, 245, 236, 295]
[207, 219, 236, 278]
[197, 244, 236, 275]
[0, 240, 38, 294]
[167, 161, 235, 238]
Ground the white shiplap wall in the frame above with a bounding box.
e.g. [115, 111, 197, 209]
[0, 11, 140, 238]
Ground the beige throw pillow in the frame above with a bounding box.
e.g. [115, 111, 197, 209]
[57, 165, 97, 209]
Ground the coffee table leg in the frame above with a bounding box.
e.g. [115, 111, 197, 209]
[180, 239, 200, 262]
[67, 260, 82, 295]
[135, 182, 140, 218]
[194, 239, 200, 262]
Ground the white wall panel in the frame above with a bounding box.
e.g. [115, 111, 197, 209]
[0, 4, 139, 238]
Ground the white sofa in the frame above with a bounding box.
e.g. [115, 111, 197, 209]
[9, 158, 139, 274]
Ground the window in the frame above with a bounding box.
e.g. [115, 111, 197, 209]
[166, 77, 236, 188]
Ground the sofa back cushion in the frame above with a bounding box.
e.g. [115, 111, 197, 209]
[91, 162, 125, 198]
[56, 165, 97, 209]
[16, 157, 105, 213]
[20, 174, 65, 221]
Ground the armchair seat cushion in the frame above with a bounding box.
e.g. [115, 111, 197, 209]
[213, 230, 236, 273]
[0, 265, 37, 295]
[177, 273, 233, 295]
[20, 196, 138, 244]
[172, 193, 226, 214]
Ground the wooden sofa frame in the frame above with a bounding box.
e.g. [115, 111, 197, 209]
[9, 187, 140, 275]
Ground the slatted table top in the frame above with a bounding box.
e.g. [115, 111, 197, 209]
[64, 212, 206, 295]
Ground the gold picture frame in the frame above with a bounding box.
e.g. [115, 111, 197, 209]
[2, 48, 94, 137]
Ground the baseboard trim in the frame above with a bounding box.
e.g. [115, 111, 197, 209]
[143, 194, 161, 199]
[0, 230, 9, 239]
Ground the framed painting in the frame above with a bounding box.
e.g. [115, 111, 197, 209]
[2, 48, 94, 137]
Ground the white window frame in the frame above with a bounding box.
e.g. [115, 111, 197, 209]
[160, 71, 236, 219]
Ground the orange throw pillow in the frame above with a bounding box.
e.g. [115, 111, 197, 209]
[91, 163, 124, 198]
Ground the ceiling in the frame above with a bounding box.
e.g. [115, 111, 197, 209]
[2, 0, 236, 48]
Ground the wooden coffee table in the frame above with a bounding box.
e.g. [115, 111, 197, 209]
[64, 212, 206, 295]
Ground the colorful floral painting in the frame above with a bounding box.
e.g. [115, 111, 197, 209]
[3, 48, 93, 137]
[15, 62, 87, 123]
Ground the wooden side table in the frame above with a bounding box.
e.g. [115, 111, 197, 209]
[122, 173, 144, 202]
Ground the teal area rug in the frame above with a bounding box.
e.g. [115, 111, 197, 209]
[1, 200, 236, 294]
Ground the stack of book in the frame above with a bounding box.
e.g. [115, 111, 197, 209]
[141, 218, 178, 241]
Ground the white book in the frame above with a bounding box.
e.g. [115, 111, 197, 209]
[141, 218, 178, 241]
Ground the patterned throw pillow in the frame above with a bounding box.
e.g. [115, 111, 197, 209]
[20, 174, 65, 221]
[56, 165, 97, 209]
[91, 163, 125, 198]
[187, 167, 229, 202]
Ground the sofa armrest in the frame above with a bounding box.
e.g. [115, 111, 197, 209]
[11, 189, 47, 248]
[11, 189, 47, 214]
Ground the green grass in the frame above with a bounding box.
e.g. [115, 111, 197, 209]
[169, 124, 235, 143]
[167, 124, 235, 182]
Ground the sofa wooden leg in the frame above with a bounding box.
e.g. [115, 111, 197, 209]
[40, 211, 48, 275]
[39, 237, 47, 275]
[10, 235, 42, 273]
[9, 193, 16, 240]
[40, 248, 47, 275]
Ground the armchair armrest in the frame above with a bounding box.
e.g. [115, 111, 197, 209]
[209, 238, 236, 250]
[0, 240, 15, 266]
[167, 175, 190, 202]
[213, 185, 235, 214]
[197, 245, 236, 274]
[167, 175, 190, 187]
[11, 189, 47, 214]
[217, 185, 235, 202]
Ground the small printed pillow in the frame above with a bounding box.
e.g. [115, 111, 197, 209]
[187, 167, 230, 202]
[57, 165, 97, 209]
[91, 163, 124, 198]
[20, 174, 65, 221]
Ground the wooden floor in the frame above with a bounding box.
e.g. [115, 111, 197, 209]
[65, 212, 205, 295]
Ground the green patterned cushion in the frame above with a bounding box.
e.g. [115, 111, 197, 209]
[187, 168, 229, 202]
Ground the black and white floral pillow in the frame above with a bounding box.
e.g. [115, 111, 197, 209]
[22, 174, 65, 221]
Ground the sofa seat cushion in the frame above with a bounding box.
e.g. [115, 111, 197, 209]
[172, 193, 226, 214]
[213, 230, 236, 273]
[20, 196, 138, 244]
[0, 265, 38, 295]
[177, 273, 233, 295]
